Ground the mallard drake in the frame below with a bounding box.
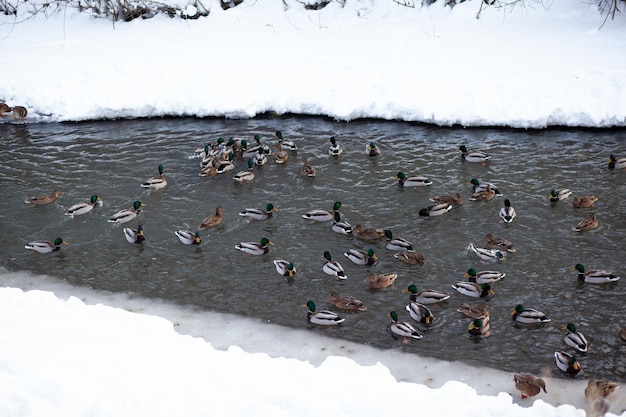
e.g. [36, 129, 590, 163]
[572, 196, 598, 208]
[199, 206, 224, 229]
[331, 212, 353, 235]
[354, 225, 385, 242]
[555, 350, 582, 376]
[300, 157, 316, 177]
[233, 159, 255, 182]
[275, 130, 297, 151]
[344, 248, 377, 265]
[499, 199, 516, 223]
[457, 301, 491, 319]
[322, 251, 348, 281]
[302, 201, 342, 222]
[419, 203, 452, 217]
[468, 315, 491, 337]
[465, 268, 505, 284]
[273, 143, 288, 164]
[452, 281, 494, 298]
[469, 185, 496, 202]
[239, 203, 277, 221]
[364, 272, 398, 289]
[235, 237, 273, 255]
[174, 230, 201, 245]
[563, 323, 589, 353]
[0, 102, 11, 115]
[12, 105, 28, 121]
[405, 302, 434, 325]
[572, 264, 620, 284]
[241, 135, 268, 159]
[124, 224, 145, 244]
[430, 193, 461, 207]
[141, 164, 167, 190]
[403, 284, 450, 305]
[67, 194, 101, 216]
[394, 172, 432, 187]
[216, 152, 235, 174]
[393, 250, 425, 266]
[25, 189, 63, 205]
[468, 178, 503, 196]
[328, 136, 342, 156]
[549, 188, 572, 202]
[25, 237, 67, 253]
[383, 229, 413, 251]
[274, 259, 296, 277]
[388, 311, 422, 343]
[608, 154, 626, 171]
[484, 233, 516, 253]
[514, 373, 547, 399]
[109, 200, 144, 224]
[253, 148, 268, 166]
[365, 142, 380, 157]
[459, 145, 490, 165]
[512, 304, 551, 324]
[306, 300, 344, 328]
[329, 291, 367, 312]
[574, 212, 598, 232]
[585, 380, 620, 400]
[467, 243, 504, 262]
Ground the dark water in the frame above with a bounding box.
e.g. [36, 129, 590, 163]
[1, 116, 625, 382]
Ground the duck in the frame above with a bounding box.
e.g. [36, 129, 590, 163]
[585, 380, 620, 401]
[468, 315, 491, 337]
[419, 203, 452, 217]
[141, 164, 167, 190]
[66, 194, 101, 217]
[306, 300, 344, 328]
[233, 159, 255, 182]
[174, 230, 201, 245]
[25, 189, 63, 205]
[253, 148, 268, 166]
[123, 224, 145, 244]
[574, 212, 598, 232]
[275, 130, 297, 151]
[608, 154, 626, 171]
[328, 136, 342, 156]
[499, 199, 516, 223]
[554, 350, 582, 376]
[484, 233, 516, 253]
[331, 212, 353, 235]
[429, 192, 461, 207]
[25, 237, 67, 253]
[388, 311, 422, 343]
[403, 284, 450, 305]
[198, 206, 224, 229]
[549, 188, 572, 202]
[563, 323, 589, 353]
[457, 301, 491, 319]
[383, 229, 413, 251]
[302, 201, 342, 222]
[109, 200, 144, 224]
[0, 102, 11, 115]
[620, 328, 626, 342]
[273, 259, 296, 277]
[328, 291, 367, 312]
[393, 250, 425, 266]
[459, 145, 490, 165]
[405, 302, 434, 325]
[216, 152, 235, 174]
[514, 373, 547, 399]
[354, 224, 385, 242]
[239, 203, 277, 221]
[467, 243, 504, 262]
[465, 268, 505, 284]
[572, 195, 598, 208]
[468, 178, 503, 196]
[12, 105, 28, 121]
[394, 172, 432, 187]
[365, 141, 380, 157]
[452, 281, 494, 298]
[469, 185, 496, 202]
[344, 248, 377, 265]
[322, 251, 348, 281]
[572, 264, 620, 284]
[300, 157, 317, 177]
[235, 237, 273, 255]
[273, 143, 288, 164]
[198, 162, 217, 177]
[512, 304, 551, 324]
[364, 272, 398, 289]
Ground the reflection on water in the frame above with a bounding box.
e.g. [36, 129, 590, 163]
[1, 116, 625, 381]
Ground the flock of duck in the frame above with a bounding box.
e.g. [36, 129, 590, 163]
[20, 134, 625, 411]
